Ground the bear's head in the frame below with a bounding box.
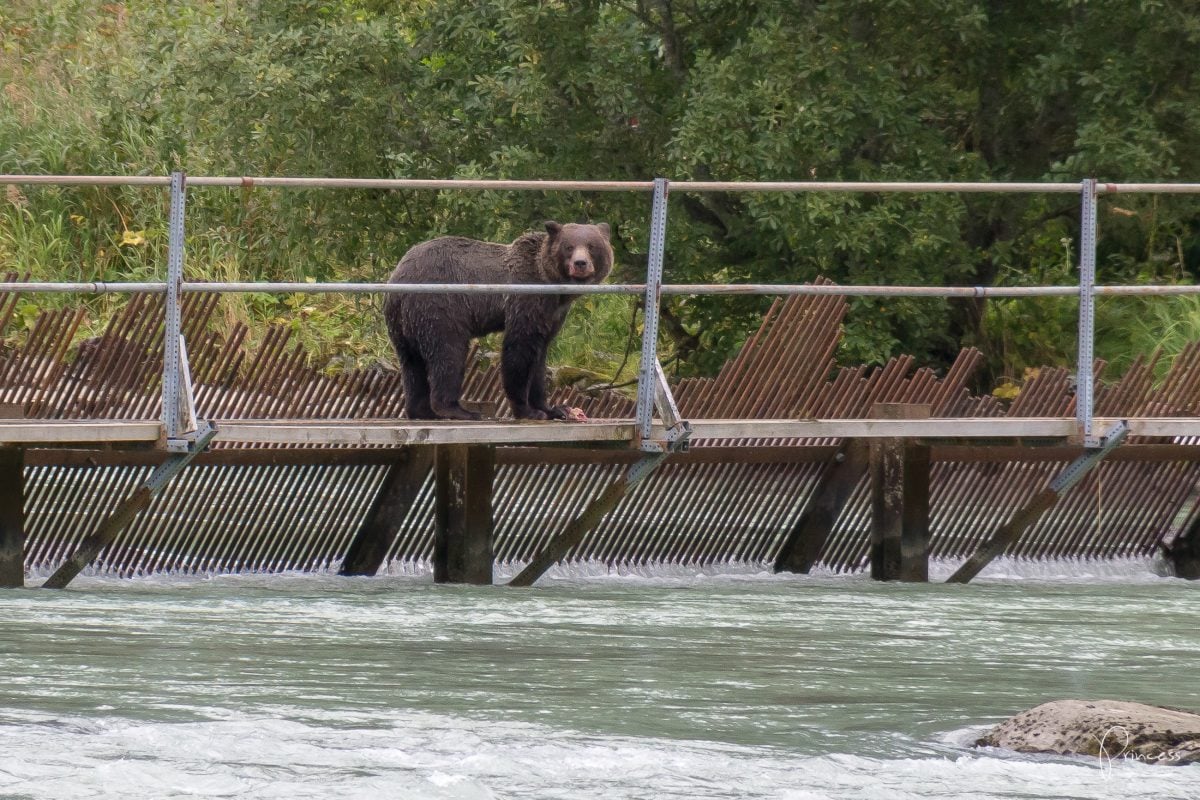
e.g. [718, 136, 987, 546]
[544, 221, 613, 283]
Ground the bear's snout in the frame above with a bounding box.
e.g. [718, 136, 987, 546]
[567, 245, 594, 279]
[570, 257, 594, 279]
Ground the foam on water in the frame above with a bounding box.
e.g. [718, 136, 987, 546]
[22, 554, 1174, 588]
[1, 708, 1194, 800]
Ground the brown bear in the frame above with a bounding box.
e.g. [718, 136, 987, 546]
[384, 221, 614, 421]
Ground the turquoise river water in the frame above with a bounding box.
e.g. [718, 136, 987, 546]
[1, 558, 1197, 799]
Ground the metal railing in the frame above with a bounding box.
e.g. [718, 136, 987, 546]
[5, 172, 1200, 449]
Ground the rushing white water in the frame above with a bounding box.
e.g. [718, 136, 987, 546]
[1, 559, 1197, 799]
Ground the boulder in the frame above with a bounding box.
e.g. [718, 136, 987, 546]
[976, 699, 1200, 765]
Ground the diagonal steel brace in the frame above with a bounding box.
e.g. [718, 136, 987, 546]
[42, 423, 217, 589]
[510, 366, 692, 587]
[946, 420, 1129, 584]
[507, 450, 668, 587]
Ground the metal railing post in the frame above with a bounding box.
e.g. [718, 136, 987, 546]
[635, 178, 670, 448]
[163, 171, 186, 450]
[1076, 178, 1098, 447]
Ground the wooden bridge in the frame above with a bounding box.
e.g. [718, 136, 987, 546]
[4, 174, 1200, 589]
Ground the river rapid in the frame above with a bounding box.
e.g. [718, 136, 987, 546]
[1, 558, 1197, 799]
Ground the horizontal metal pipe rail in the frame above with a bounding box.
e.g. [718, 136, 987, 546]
[4, 281, 1200, 298]
[5, 174, 1200, 194]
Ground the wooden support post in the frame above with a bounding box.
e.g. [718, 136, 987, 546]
[433, 444, 495, 585]
[339, 447, 434, 576]
[1165, 527, 1200, 580]
[869, 404, 930, 582]
[773, 440, 868, 574]
[0, 448, 23, 588]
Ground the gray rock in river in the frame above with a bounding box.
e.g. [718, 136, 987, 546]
[976, 700, 1200, 765]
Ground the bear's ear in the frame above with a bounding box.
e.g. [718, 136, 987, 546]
[596, 222, 611, 239]
[544, 221, 562, 238]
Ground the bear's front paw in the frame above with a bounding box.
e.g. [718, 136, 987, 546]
[545, 405, 570, 420]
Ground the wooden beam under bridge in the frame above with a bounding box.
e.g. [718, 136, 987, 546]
[23, 442, 1200, 469]
[508, 452, 671, 587]
[772, 440, 868, 575]
[41, 425, 217, 589]
[869, 404, 931, 582]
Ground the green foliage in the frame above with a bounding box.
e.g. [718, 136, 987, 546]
[1097, 295, 1200, 381]
[3, 0, 1200, 383]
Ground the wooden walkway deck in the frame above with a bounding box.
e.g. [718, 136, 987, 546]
[2, 416, 1198, 448]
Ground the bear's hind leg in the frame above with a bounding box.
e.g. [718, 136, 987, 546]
[424, 334, 482, 421]
[396, 343, 437, 420]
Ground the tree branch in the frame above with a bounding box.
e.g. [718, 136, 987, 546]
[648, 0, 688, 82]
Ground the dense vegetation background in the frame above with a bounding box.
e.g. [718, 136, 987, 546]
[3, 0, 1200, 392]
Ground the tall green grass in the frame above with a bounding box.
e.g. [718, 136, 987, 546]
[0, 1, 641, 388]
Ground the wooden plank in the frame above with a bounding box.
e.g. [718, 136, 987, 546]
[692, 417, 1200, 439]
[499, 445, 838, 465]
[159, 417, 1200, 447]
[773, 441, 868, 574]
[339, 447, 434, 576]
[1124, 418, 1200, 437]
[20, 444, 839, 467]
[210, 417, 1075, 447]
[433, 444, 495, 584]
[0, 421, 160, 444]
[6, 416, 1200, 450]
[0, 449, 22, 588]
[214, 420, 637, 446]
[689, 418, 1077, 439]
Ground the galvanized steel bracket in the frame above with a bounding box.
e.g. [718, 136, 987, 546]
[638, 358, 692, 453]
[1076, 178, 1099, 447]
[165, 334, 202, 453]
[1050, 418, 1129, 494]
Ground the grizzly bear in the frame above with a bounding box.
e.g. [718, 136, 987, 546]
[384, 221, 614, 421]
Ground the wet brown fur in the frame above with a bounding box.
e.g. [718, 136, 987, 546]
[384, 221, 613, 420]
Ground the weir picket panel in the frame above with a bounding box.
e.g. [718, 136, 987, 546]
[4, 282, 1200, 577]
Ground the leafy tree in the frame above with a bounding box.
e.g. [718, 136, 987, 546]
[4, 0, 1200, 383]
